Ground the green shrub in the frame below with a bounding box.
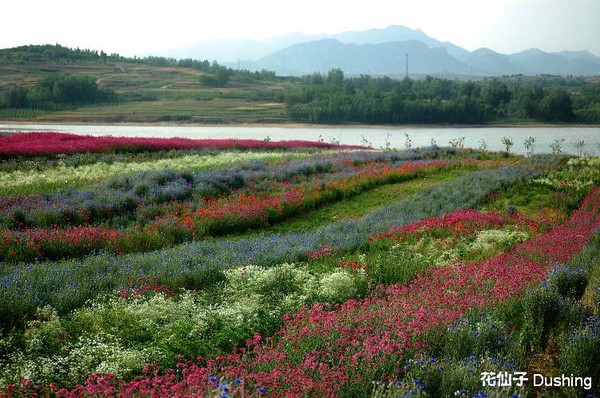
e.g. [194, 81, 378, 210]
[558, 317, 600, 395]
[545, 265, 588, 301]
[521, 286, 562, 352]
[367, 249, 428, 285]
[383, 356, 525, 398]
[444, 316, 508, 360]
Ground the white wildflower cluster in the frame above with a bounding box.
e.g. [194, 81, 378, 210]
[212, 294, 264, 327]
[72, 292, 210, 338]
[3, 332, 150, 387]
[65, 334, 148, 380]
[0, 151, 294, 194]
[531, 156, 600, 191]
[224, 262, 360, 307]
[0, 262, 364, 388]
[389, 237, 460, 267]
[317, 271, 357, 301]
[469, 229, 530, 257]
[386, 227, 530, 268]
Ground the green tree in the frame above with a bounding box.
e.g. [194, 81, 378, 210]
[326, 68, 344, 87]
[539, 88, 575, 122]
[550, 138, 565, 154]
[460, 81, 481, 99]
[509, 84, 544, 119]
[524, 136, 536, 157]
[29, 74, 111, 107]
[501, 136, 514, 153]
[482, 79, 511, 107]
[199, 65, 231, 87]
[2, 86, 29, 108]
[215, 67, 231, 86]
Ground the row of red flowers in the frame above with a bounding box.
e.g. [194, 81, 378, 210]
[22, 187, 599, 397]
[0, 132, 364, 158]
[0, 226, 124, 261]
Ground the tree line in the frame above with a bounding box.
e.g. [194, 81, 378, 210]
[1, 74, 115, 110]
[0, 44, 205, 69]
[284, 69, 600, 124]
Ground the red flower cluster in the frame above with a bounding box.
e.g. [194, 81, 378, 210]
[338, 260, 371, 272]
[119, 276, 175, 299]
[0, 132, 363, 158]
[0, 226, 123, 261]
[305, 245, 333, 260]
[151, 190, 302, 239]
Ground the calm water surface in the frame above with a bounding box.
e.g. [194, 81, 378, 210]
[1, 123, 599, 156]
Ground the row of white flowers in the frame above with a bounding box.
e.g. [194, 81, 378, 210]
[0, 151, 307, 195]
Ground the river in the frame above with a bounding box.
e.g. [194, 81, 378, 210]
[1, 123, 599, 156]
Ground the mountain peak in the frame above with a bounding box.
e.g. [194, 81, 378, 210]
[512, 48, 548, 56]
[473, 48, 501, 56]
[333, 25, 441, 48]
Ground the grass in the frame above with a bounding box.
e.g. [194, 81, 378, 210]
[268, 167, 471, 233]
[482, 179, 586, 218]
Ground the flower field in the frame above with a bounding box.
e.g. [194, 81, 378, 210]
[1, 132, 600, 397]
[0, 132, 363, 158]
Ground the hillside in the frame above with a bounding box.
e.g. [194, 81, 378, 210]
[0, 45, 289, 123]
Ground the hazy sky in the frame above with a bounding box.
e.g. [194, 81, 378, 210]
[2, 0, 599, 56]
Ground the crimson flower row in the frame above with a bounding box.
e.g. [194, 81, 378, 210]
[0, 132, 364, 158]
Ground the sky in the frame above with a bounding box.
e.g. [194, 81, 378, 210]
[2, 0, 599, 56]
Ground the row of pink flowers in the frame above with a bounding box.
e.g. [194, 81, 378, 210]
[25, 187, 599, 397]
[0, 132, 364, 158]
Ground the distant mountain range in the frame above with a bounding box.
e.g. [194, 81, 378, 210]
[156, 25, 600, 77]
